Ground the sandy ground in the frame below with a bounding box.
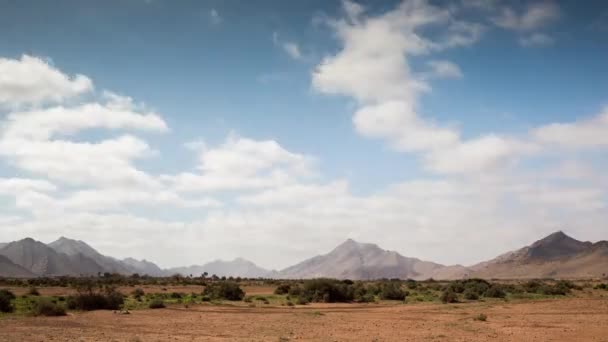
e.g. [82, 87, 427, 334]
[1, 297, 607, 341]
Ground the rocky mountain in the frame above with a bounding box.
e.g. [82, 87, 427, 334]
[0, 238, 104, 276]
[470, 231, 608, 279]
[0, 255, 34, 278]
[48, 237, 133, 274]
[1, 232, 606, 279]
[278, 239, 465, 280]
[122, 257, 167, 277]
[168, 258, 274, 278]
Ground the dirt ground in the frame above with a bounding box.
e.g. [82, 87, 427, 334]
[1, 296, 607, 341]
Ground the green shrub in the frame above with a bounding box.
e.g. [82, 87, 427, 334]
[27, 287, 40, 296]
[66, 287, 124, 311]
[594, 283, 607, 290]
[170, 292, 183, 299]
[32, 299, 66, 316]
[201, 296, 211, 302]
[440, 289, 458, 303]
[300, 279, 354, 303]
[0, 289, 15, 313]
[149, 298, 165, 309]
[132, 288, 145, 298]
[288, 285, 303, 297]
[484, 285, 506, 298]
[202, 282, 245, 301]
[379, 281, 407, 300]
[274, 283, 291, 295]
[463, 288, 479, 300]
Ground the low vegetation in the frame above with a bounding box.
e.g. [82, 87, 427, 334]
[0, 289, 16, 313]
[66, 281, 124, 311]
[148, 298, 166, 309]
[0, 276, 594, 317]
[202, 281, 245, 301]
[32, 299, 66, 316]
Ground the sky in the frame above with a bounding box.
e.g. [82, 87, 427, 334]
[0, 0, 607, 270]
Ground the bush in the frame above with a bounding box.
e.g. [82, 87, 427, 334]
[463, 288, 479, 300]
[148, 299, 166, 309]
[132, 288, 145, 298]
[67, 286, 124, 311]
[379, 281, 407, 300]
[202, 282, 245, 301]
[32, 299, 66, 316]
[440, 289, 458, 303]
[300, 279, 354, 303]
[287, 285, 303, 297]
[27, 287, 40, 296]
[0, 289, 15, 313]
[484, 285, 506, 298]
[594, 283, 607, 290]
[274, 283, 291, 295]
[170, 292, 183, 299]
[474, 313, 487, 322]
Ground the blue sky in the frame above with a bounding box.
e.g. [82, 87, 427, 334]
[0, 0, 607, 268]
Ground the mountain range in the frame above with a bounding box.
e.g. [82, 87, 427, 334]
[0, 231, 606, 279]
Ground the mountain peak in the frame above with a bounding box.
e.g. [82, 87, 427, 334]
[527, 230, 590, 260]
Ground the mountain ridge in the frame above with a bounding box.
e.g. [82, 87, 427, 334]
[1, 231, 606, 279]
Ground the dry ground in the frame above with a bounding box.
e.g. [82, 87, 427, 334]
[1, 295, 608, 341]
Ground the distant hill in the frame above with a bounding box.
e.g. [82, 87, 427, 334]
[48, 237, 136, 275]
[0, 255, 34, 278]
[0, 232, 606, 279]
[470, 231, 608, 279]
[0, 238, 104, 276]
[122, 257, 167, 277]
[278, 239, 466, 280]
[168, 258, 273, 278]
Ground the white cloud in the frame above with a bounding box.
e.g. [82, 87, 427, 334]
[2, 101, 167, 141]
[492, 2, 560, 31]
[533, 108, 608, 148]
[0, 178, 57, 195]
[209, 9, 222, 25]
[282, 42, 302, 60]
[0, 55, 93, 107]
[166, 134, 316, 192]
[273, 32, 304, 60]
[424, 135, 537, 174]
[426, 60, 463, 79]
[519, 32, 554, 47]
[353, 100, 459, 152]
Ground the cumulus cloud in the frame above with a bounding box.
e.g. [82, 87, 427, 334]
[0, 55, 93, 107]
[426, 60, 463, 79]
[165, 133, 316, 192]
[519, 32, 554, 47]
[533, 107, 608, 148]
[492, 2, 560, 31]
